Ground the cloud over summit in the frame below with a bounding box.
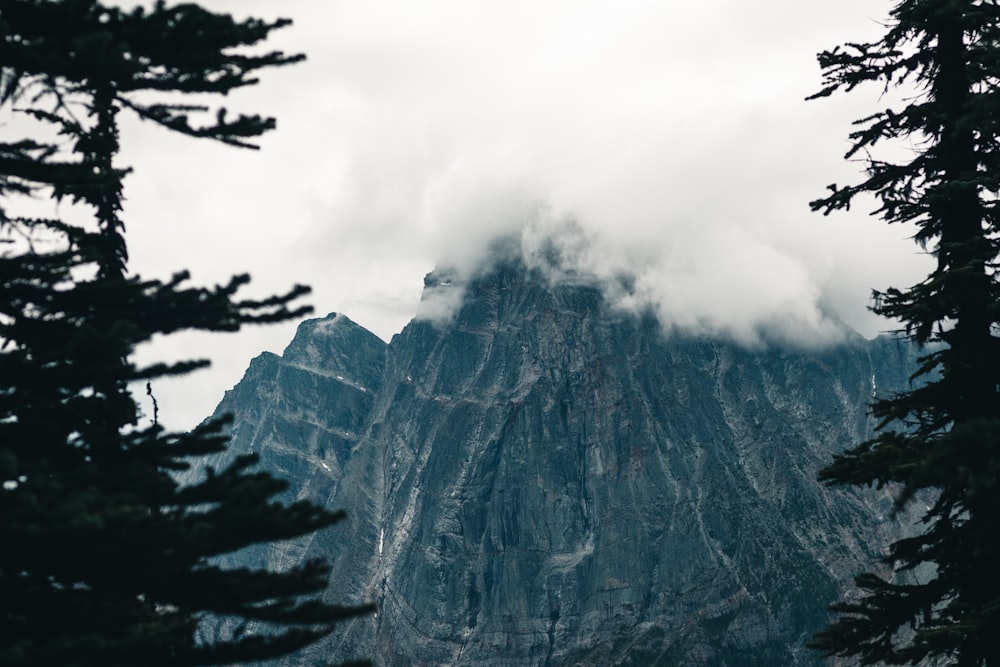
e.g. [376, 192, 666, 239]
[415, 205, 855, 348]
[122, 0, 933, 427]
[284, 0, 930, 345]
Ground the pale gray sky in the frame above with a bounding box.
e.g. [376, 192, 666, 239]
[104, 0, 931, 429]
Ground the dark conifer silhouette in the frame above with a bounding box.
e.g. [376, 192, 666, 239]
[808, 1, 1000, 664]
[0, 2, 372, 665]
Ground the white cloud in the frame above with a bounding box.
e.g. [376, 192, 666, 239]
[112, 0, 933, 428]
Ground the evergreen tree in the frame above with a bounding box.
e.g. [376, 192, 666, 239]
[0, 2, 372, 665]
[808, 1, 1000, 664]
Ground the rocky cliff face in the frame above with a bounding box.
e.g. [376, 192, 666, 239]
[197, 262, 918, 666]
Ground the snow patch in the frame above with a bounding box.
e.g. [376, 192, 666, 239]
[549, 533, 594, 571]
[314, 313, 346, 334]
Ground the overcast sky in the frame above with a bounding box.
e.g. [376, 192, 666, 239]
[105, 0, 931, 429]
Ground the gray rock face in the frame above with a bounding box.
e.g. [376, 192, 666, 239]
[201, 263, 918, 666]
[192, 313, 386, 572]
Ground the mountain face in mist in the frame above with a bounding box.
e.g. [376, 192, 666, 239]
[199, 261, 917, 666]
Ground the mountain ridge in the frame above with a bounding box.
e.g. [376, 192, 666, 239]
[192, 261, 919, 666]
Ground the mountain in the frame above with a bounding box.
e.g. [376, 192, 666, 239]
[193, 261, 919, 666]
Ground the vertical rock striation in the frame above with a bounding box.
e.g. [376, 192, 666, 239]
[199, 262, 918, 666]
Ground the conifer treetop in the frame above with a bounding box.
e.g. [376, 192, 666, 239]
[809, 2, 1000, 664]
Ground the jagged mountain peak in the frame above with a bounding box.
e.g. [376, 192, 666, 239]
[419, 251, 866, 356]
[279, 312, 386, 386]
[204, 261, 919, 666]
